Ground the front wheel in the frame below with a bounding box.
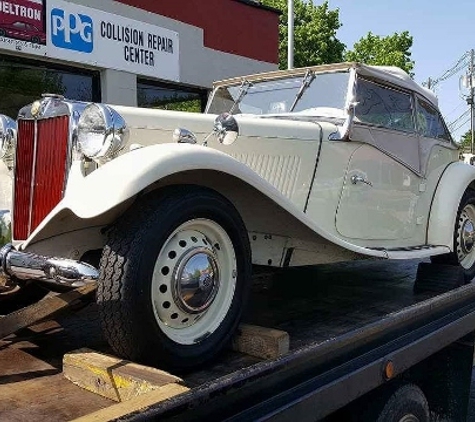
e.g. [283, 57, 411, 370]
[431, 189, 475, 282]
[97, 186, 251, 369]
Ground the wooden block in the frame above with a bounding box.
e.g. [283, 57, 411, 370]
[232, 324, 289, 359]
[63, 348, 184, 402]
[0, 284, 96, 340]
[69, 383, 189, 422]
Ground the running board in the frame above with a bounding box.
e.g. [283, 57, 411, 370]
[368, 245, 450, 259]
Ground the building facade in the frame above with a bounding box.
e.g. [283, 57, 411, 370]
[0, 0, 280, 117]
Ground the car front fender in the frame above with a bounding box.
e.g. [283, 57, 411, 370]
[22, 142, 390, 259]
[62, 143, 300, 218]
[427, 161, 475, 249]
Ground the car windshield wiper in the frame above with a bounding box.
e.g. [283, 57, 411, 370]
[289, 70, 315, 112]
[229, 80, 253, 114]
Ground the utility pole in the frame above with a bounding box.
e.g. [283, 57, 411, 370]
[288, 0, 294, 69]
[470, 49, 475, 154]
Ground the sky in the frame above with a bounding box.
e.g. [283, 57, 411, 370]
[323, 0, 475, 141]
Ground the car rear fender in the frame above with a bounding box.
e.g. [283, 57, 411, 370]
[427, 161, 475, 249]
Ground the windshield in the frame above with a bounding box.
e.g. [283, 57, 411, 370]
[206, 71, 351, 117]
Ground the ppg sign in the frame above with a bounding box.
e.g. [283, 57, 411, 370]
[51, 8, 93, 53]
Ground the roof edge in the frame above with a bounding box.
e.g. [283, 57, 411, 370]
[233, 0, 282, 14]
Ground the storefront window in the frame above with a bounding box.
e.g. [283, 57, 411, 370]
[137, 80, 207, 112]
[0, 55, 100, 118]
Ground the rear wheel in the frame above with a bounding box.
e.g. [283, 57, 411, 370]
[97, 186, 251, 369]
[431, 189, 475, 282]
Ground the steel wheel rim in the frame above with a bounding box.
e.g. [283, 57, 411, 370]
[457, 203, 475, 269]
[151, 218, 237, 345]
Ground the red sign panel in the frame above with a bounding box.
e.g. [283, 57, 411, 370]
[0, 0, 46, 49]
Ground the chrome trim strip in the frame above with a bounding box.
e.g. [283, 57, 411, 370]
[27, 119, 39, 236]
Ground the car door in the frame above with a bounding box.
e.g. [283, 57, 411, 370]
[336, 78, 423, 242]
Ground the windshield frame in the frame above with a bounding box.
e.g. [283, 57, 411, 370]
[205, 68, 354, 118]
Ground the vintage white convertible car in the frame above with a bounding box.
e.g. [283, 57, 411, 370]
[0, 62, 474, 368]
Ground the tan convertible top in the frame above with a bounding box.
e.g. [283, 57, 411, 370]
[214, 62, 438, 109]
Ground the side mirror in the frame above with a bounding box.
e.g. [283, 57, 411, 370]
[214, 113, 239, 145]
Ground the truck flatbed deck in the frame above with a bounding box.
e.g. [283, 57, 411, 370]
[1, 259, 475, 421]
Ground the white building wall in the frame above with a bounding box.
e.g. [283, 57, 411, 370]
[101, 69, 137, 107]
[72, 0, 276, 91]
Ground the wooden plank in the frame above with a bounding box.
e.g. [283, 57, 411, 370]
[63, 348, 183, 402]
[232, 323, 289, 359]
[70, 384, 189, 422]
[0, 284, 96, 340]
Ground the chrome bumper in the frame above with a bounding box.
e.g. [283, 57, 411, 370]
[0, 244, 99, 288]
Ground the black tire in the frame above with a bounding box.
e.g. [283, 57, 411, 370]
[364, 384, 429, 422]
[0, 29, 6, 37]
[97, 186, 251, 369]
[431, 189, 475, 283]
[31, 36, 40, 44]
[1, 281, 49, 314]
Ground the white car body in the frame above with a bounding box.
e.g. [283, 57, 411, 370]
[3, 62, 475, 368]
[12, 62, 468, 268]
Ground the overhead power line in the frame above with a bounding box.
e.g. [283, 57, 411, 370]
[448, 109, 470, 130]
[423, 51, 470, 89]
[451, 116, 471, 135]
[444, 101, 466, 119]
[452, 115, 470, 132]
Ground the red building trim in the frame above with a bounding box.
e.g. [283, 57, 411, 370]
[114, 0, 280, 64]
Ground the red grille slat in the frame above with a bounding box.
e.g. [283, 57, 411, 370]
[31, 117, 69, 230]
[13, 116, 69, 240]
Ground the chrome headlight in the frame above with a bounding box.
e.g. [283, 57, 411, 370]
[77, 104, 129, 163]
[0, 115, 17, 170]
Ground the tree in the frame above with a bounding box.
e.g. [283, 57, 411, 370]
[459, 130, 473, 153]
[261, 0, 345, 69]
[345, 31, 415, 76]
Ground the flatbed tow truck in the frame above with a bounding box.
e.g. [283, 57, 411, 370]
[2, 259, 475, 422]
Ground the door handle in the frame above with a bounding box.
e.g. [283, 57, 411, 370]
[350, 174, 373, 187]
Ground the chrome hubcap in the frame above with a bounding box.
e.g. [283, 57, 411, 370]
[151, 218, 237, 345]
[461, 220, 475, 254]
[173, 247, 219, 314]
[457, 204, 475, 269]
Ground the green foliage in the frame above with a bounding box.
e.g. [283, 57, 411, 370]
[156, 99, 202, 113]
[260, 0, 345, 69]
[460, 130, 473, 152]
[345, 31, 415, 76]
[137, 89, 202, 113]
[0, 66, 65, 118]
